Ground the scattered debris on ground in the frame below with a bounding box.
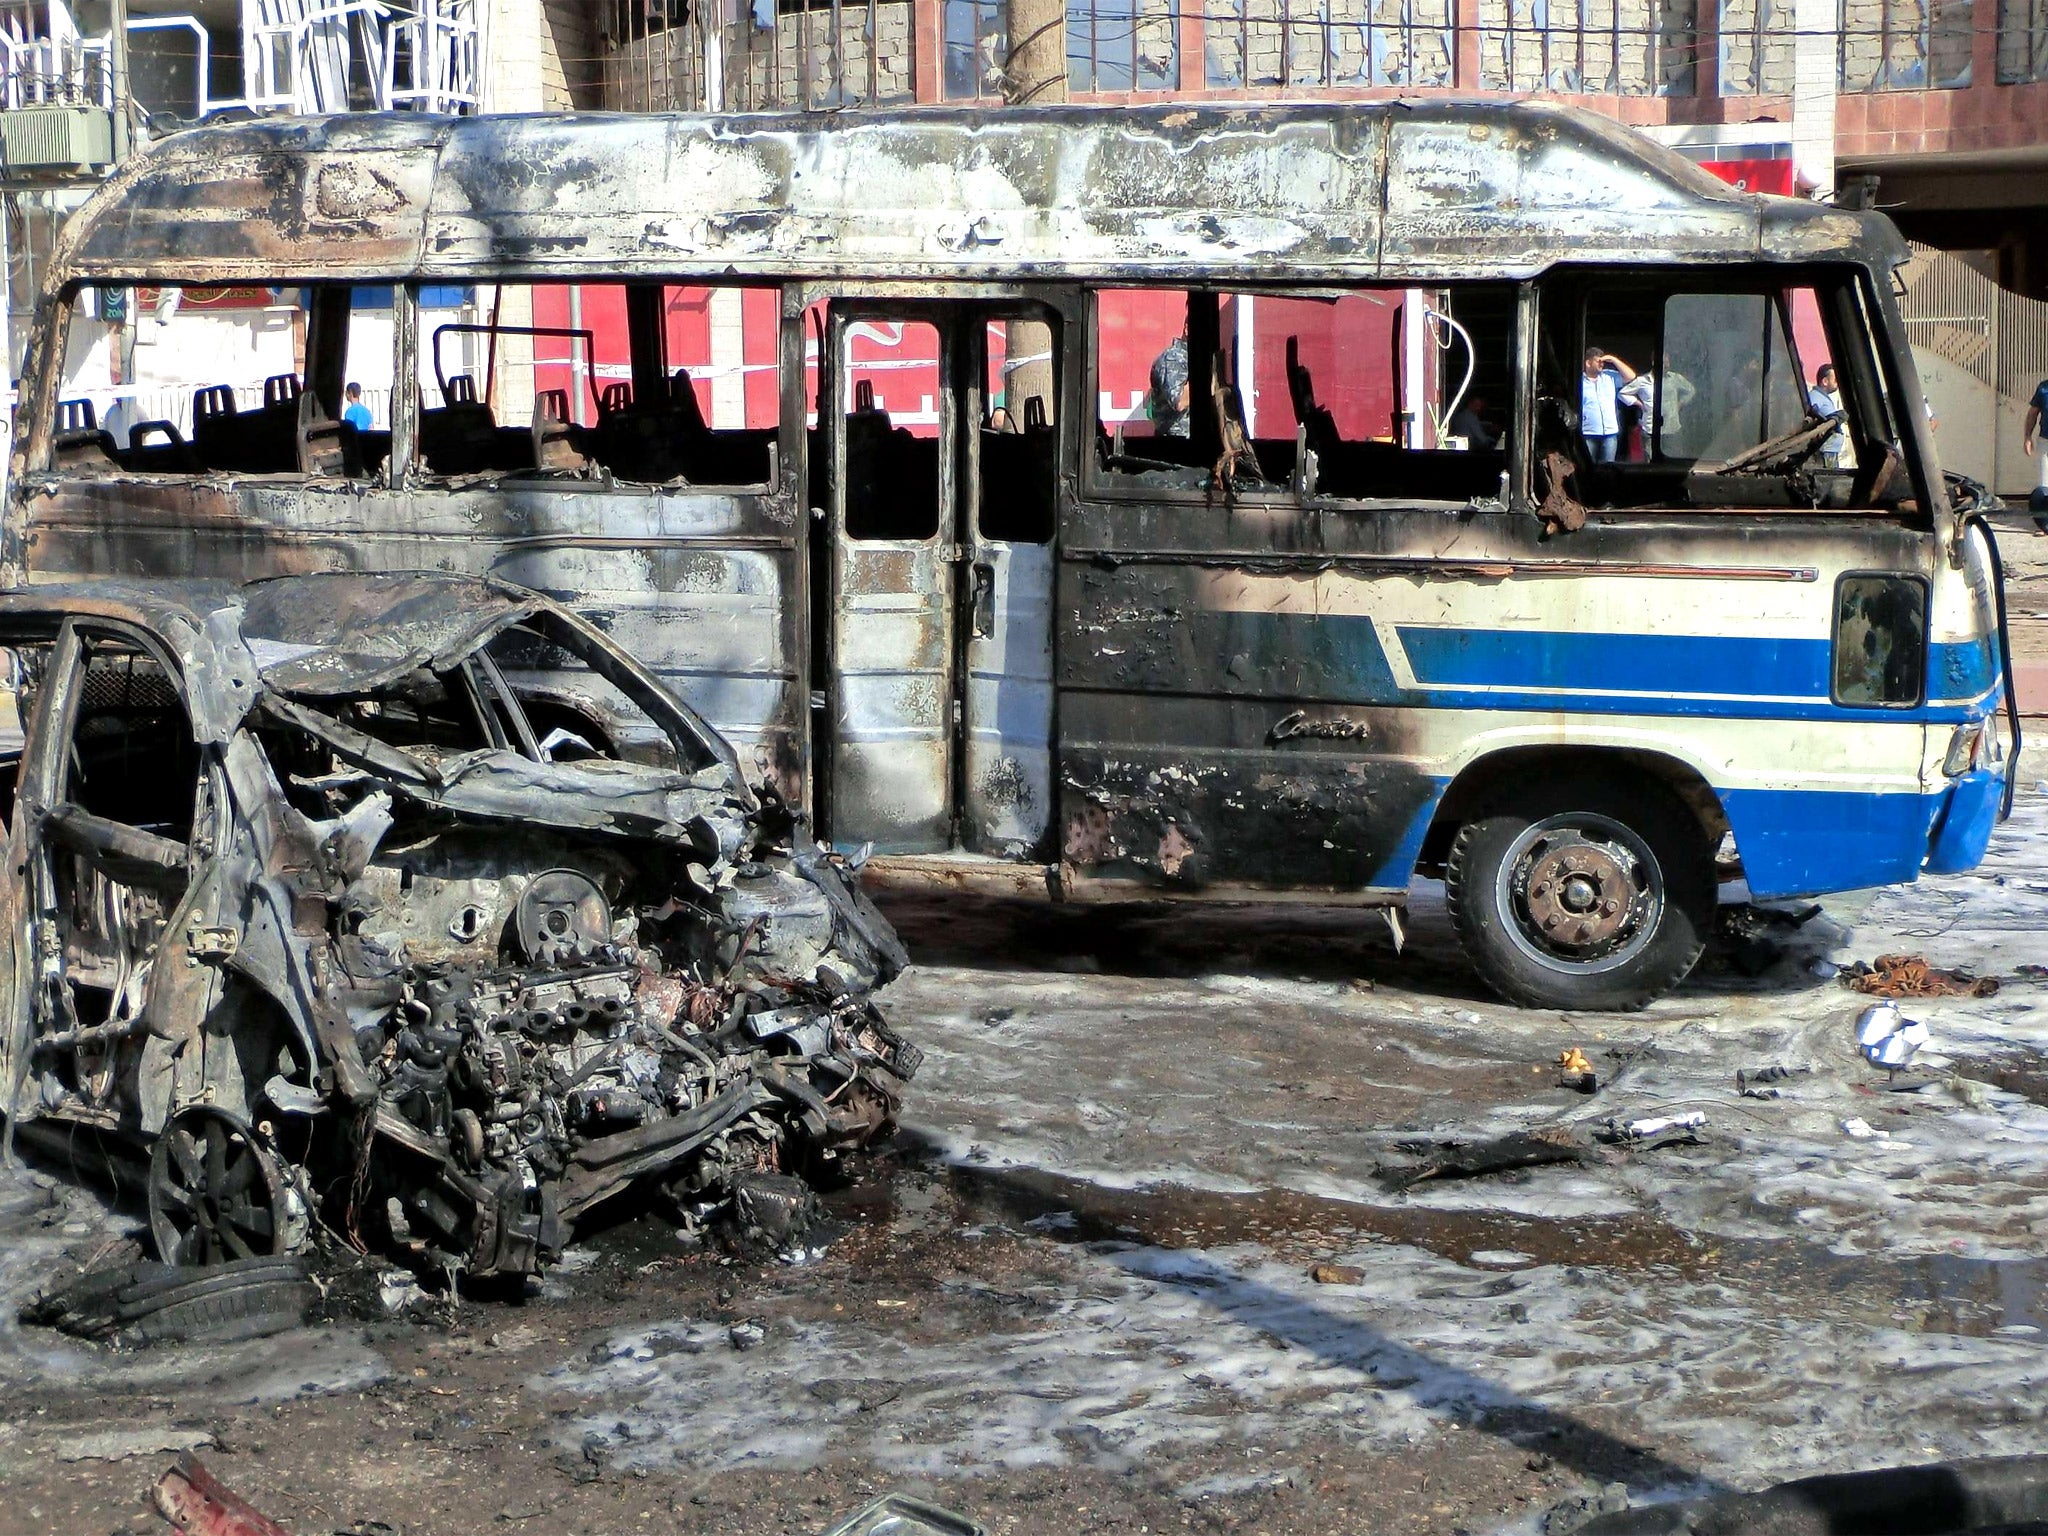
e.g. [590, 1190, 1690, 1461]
[1857, 1001, 1932, 1067]
[1557, 1047, 1598, 1093]
[1382, 1128, 1586, 1188]
[151, 1455, 289, 1536]
[1735, 1064, 1812, 1098]
[1844, 953, 2000, 998]
[147, 1454, 985, 1536]
[1309, 1261, 1366, 1284]
[1717, 902, 1825, 976]
[1596, 1112, 1708, 1147]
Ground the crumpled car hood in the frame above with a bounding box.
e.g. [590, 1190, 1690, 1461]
[238, 573, 542, 698]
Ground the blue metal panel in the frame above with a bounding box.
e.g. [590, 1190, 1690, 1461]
[1718, 786, 1945, 898]
[1924, 769, 2003, 876]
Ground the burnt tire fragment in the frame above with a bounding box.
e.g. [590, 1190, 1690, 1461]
[22, 1255, 313, 1347]
[1445, 771, 1713, 1012]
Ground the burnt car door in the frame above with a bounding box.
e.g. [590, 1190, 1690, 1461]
[11, 619, 230, 1136]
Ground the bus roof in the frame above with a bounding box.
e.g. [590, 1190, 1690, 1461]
[49, 99, 1906, 290]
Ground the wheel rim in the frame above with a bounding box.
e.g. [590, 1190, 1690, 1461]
[1493, 811, 1665, 977]
[148, 1107, 287, 1267]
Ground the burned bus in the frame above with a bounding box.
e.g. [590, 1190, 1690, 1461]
[1, 101, 2016, 1010]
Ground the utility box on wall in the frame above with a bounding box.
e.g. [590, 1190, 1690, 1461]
[0, 106, 113, 175]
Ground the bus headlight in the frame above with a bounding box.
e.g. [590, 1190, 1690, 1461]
[1943, 721, 1985, 777]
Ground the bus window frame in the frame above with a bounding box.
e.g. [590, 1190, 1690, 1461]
[1829, 567, 1930, 710]
[32, 279, 399, 488]
[1080, 286, 1297, 512]
[1537, 260, 1915, 516]
[395, 279, 788, 498]
[1080, 283, 1521, 517]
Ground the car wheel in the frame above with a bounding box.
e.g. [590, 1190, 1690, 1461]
[148, 1106, 290, 1266]
[1444, 773, 1713, 1011]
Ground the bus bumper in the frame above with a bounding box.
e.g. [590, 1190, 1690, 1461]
[1923, 766, 2005, 876]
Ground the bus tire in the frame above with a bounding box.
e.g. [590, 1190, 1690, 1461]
[1444, 773, 1713, 1011]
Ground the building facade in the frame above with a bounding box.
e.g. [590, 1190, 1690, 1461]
[0, 0, 2042, 490]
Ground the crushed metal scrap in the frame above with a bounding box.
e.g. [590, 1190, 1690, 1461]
[0, 571, 916, 1284]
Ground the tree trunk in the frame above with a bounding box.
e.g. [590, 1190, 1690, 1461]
[1001, 0, 1065, 428]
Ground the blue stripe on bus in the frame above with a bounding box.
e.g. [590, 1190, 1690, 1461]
[1931, 635, 1998, 703]
[1359, 780, 1960, 898]
[1398, 626, 1833, 700]
[1216, 616, 1994, 723]
[1398, 625, 1994, 712]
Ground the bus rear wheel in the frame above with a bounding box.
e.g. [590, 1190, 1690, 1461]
[1444, 774, 1713, 1011]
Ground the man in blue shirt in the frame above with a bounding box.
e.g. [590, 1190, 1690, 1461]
[2025, 376, 2048, 517]
[1807, 363, 1846, 468]
[342, 382, 373, 433]
[1580, 346, 1635, 463]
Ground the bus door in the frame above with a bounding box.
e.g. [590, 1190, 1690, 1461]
[819, 302, 1058, 858]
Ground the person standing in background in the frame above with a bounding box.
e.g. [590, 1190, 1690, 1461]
[2024, 376, 2048, 522]
[1147, 329, 1191, 440]
[343, 382, 373, 432]
[1580, 347, 1634, 463]
[1808, 364, 1846, 468]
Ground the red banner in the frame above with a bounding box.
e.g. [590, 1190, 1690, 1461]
[1699, 158, 1796, 196]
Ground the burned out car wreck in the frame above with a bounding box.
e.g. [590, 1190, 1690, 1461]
[0, 571, 914, 1282]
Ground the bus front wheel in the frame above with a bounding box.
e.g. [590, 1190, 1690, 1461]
[1443, 773, 1714, 1012]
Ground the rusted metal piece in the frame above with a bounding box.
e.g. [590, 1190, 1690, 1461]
[1525, 843, 1636, 952]
[151, 1455, 291, 1536]
[1843, 953, 2000, 999]
[1536, 450, 1587, 534]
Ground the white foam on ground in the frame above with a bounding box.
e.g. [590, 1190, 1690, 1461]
[548, 1230, 2048, 1485]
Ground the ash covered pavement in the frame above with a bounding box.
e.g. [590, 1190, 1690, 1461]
[6, 795, 2048, 1535]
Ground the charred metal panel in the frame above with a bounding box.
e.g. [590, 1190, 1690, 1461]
[1057, 694, 1441, 892]
[1053, 485, 1945, 896]
[44, 100, 1910, 295]
[419, 109, 1392, 282]
[962, 540, 1054, 858]
[1382, 115, 1755, 275]
[18, 477, 806, 798]
[829, 541, 954, 854]
[1061, 559, 1413, 704]
[64, 134, 441, 282]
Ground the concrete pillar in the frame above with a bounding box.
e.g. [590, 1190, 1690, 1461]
[1454, 0, 1481, 89]
[484, 0, 548, 113]
[1791, 0, 1840, 197]
[710, 285, 746, 430]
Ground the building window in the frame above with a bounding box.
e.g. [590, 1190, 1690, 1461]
[1840, 0, 1973, 89]
[719, 0, 918, 109]
[943, 0, 1178, 96]
[1068, 0, 1180, 90]
[1718, 0, 1794, 92]
[2000, 0, 2048, 81]
[944, 0, 1009, 95]
[1477, 0, 1698, 95]
[1203, 0, 1451, 88]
